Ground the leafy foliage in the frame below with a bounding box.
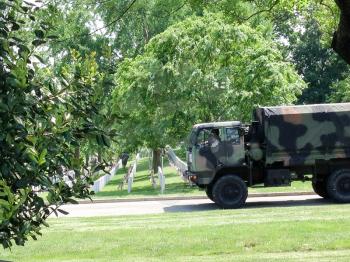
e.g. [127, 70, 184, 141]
[328, 76, 350, 102]
[0, 0, 111, 248]
[113, 14, 306, 151]
[96, 0, 193, 58]
[285, 18, 349, 103]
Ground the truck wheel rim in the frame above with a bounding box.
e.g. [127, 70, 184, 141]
[337, 177, 350, 196]
[222, 184, 240, 201]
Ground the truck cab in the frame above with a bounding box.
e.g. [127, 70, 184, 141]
[187, 121, 246, 185]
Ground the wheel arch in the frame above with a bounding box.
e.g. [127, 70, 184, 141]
[209, 166, 249, 186]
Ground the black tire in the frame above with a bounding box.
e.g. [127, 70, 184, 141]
[312, 180, 329, 199]
[212, 175, 248, 209]
[327, 169, 350, 203]
[205, 184, 214, 202]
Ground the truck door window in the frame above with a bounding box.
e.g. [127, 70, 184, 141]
[197, 128, 223, 146]
[226, 128, 240, 144]
[196, 129, 210, 145]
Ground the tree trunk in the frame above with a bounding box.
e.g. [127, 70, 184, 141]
[152, 148, 161, 174]
[98, 150, 102, 163]
[74, 146, 81, 171]
[332, 0, 350, 64]
[74, 147, 80, 159]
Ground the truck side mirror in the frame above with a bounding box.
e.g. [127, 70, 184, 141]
[251, 121, 259, 135]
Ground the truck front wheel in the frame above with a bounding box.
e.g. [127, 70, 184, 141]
[327, 169, 350, 203]
[205, 184, 214, 202]
[312, 180, 329, 199]
[212, 175, 248, 209]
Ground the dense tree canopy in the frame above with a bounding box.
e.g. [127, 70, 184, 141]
[113, 14, 306, 156]
[281, 17, 349, 103]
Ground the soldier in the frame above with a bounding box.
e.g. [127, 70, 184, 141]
[121, 152, 129, 168]
[208, 128, 221, 148]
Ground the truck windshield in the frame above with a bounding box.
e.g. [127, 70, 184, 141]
[188, 128, 198, 146]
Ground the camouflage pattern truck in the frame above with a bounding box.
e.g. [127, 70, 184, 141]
[186, 103, 350, 208]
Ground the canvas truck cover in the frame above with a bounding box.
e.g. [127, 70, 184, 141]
[253, 103, 350, 166]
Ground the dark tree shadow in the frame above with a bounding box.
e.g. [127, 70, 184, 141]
[163, 198, 336, 213]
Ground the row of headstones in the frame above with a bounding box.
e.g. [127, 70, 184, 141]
[91, 159, 122, 193]
[32, 160, 121, 193]
[127, 153, 140, 193]
[125, 151, 166, 194]
[166, 146, 189, 182]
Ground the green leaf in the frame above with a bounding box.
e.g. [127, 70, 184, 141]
[34, 29, 45, 39]
[11, 22, 20, 31]
[0, 2, 7, 10]
[32, 39, 46, 46]
[96, 134, 104, 146]
[47, 35, 59, 39]
[7, 77, 23, 88]
[57, 209, 69, 215]
[38, 149, 47, 166]
[21, 6, 29, 13]
[93, 164, 104, 173]
[34, 55, 45, 64]
[0, 199, 10, 210]
[66, 198, 78, 204]
[101, 134, 111, 147]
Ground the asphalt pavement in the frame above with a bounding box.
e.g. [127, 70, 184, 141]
[55, 194, 329, 218]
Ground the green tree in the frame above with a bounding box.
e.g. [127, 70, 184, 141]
[328, 76, 350, 102]
[0, 0, 111, 248]
[286, 18, 349, 103]
[96, 0, 193, 58]
[34, 0, 120, 163]
[244, 0, 349, 65]
[113, 14, 306, 172]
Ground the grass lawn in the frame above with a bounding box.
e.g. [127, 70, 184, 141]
[2, 203, 350, 261]
[92, 157, 313, 200]
[250, 180, 312, 193]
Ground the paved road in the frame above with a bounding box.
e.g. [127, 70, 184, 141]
[55, 194, 330, 218]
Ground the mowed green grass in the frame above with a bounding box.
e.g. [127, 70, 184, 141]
[2, 203, 350, 261]
[92, 157, 313, 199]
[250, 180, 312, 193]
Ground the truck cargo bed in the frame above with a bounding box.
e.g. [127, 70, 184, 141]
[254, 103, 350, 166]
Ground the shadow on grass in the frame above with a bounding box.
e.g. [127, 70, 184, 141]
[95, 189, 159, 197]
[163, 198, 336, 213]
[133, 174, 149, 182]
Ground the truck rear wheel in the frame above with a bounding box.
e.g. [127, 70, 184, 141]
[312, 180, 329, 199]
[205, 184, 214, 202]
[212, 175, 248, 209]
[327, 169, 350, 203]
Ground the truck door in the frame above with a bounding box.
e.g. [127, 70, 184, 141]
[193, 127, 225, 172]
[225, 127, 245, 166]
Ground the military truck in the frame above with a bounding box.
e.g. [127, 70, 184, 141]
[186, 103, 350, 208]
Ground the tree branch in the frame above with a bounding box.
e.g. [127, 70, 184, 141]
[56, 0, 138, 43]
[158, 1, 188, 19]
[319, 0, 336, 17]
[240, 0, 280, 22]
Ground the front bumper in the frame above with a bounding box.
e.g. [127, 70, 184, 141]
[185, 170, 213, 185]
